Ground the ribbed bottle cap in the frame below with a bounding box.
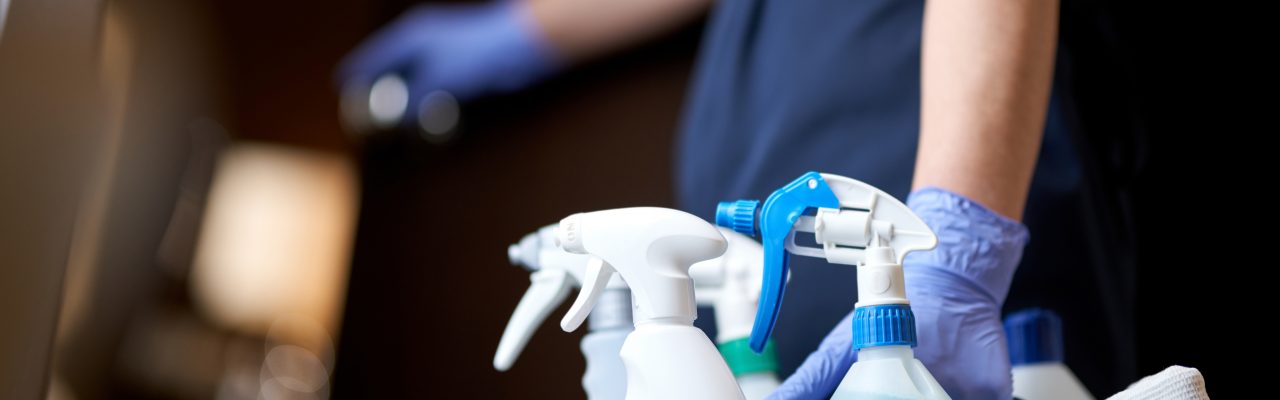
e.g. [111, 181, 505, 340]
[852, 304, 916, 349]
[715, 200, 759, 237]
[1004, 308, 1064, 365]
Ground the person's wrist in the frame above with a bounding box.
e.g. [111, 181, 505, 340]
[903, 187, 1029, 305]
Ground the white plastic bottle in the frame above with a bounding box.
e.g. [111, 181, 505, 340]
[580, 290, 633, 399]
[828, 245, 947, 400]
[690, 229, 782, 399]
[557, 208, 745, 400]
[1005, 308, 1093, 400]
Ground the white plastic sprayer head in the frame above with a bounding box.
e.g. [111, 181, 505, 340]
[557, 208, 727, 332]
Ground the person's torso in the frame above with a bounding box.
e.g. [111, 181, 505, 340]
[675, 0, 1128, 395]
[676, 0, 924, 213]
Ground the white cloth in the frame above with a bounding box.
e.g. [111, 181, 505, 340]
[1107, 366, 1209, 400]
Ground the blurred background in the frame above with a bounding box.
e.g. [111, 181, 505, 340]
[0, 0, 1251, 399]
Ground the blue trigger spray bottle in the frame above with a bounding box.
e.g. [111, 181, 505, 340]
[717, 172, 950, 399]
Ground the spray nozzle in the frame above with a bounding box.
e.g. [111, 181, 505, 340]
[507, 228, 545, 270]
[716, 200, 760, 237]
[494, 225, 627, 371]
[715, 171, 840, 352]
[556, 208, 727, 332]
[715, 172, 937, 353]
[494, 268, 573, 371]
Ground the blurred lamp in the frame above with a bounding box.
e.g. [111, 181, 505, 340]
[191, 143, 357, 354]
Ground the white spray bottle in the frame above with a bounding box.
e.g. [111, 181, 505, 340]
[557, 207, 745, 400]
[496, 225, 630, 399]
[689, 228, 782, 400]
[717, 172, 948, 399]
[1005, 308, 1093, 400]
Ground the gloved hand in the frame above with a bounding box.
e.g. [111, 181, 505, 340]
[335, 1, 560, 110]
[770, 187, 1030, 400]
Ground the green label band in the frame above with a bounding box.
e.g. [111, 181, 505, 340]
[717, 337, 778, 377]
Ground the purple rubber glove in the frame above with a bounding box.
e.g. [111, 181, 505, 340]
[336, 1, 560, 108]
[770, 187, 1030, 400]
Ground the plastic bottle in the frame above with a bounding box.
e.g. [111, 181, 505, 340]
[1005, 308, 1093, 400]
[690, 228, 782, 399]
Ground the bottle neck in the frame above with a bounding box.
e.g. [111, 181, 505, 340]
[851, 304, 917, 350]
[588, 288, 633, 332]
[632, 316, 695, 327]
[855, 345, 914, 360]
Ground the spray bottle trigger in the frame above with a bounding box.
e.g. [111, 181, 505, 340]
[494, 269, 573, 371]
[744, 171, 842, 353]
[561, 257, 616, 332]
[749, 238, 790, 353]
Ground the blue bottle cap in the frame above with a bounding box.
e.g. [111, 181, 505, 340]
[716, 200, 760, 237]
[1004, 308, 1064, 365]
[852, 304, 917, 349]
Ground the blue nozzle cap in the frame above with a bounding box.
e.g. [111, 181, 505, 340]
[1004, 308, 1064, 365]
[716, 200, 760, 237]
[852, 304, 917, 349]
[736, 171, 841, 353]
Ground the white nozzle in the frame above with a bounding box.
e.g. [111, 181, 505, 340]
[507, 228, 544, 270]
[494, 269, 572, 370]
[494, 225, 628, 372]
[556, 208, 727, 330]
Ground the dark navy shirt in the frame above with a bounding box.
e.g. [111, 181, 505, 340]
[676, 0, 1128, 395]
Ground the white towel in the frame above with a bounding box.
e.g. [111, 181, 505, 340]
[1106, 366, 1210, 400]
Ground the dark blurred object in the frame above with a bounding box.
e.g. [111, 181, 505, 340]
[333, 0, 557, 147]
[43, 1, 237, 399]
[340, 74, 461, 145]
[210, 0, 371, 153]
[0, 0, 105, 398]
[155, 120, 228, 281]
[1053, 1, 1247, 398]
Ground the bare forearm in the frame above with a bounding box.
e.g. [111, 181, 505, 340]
[529, 0, 712, 63]
[913, 0, 1059, 221]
